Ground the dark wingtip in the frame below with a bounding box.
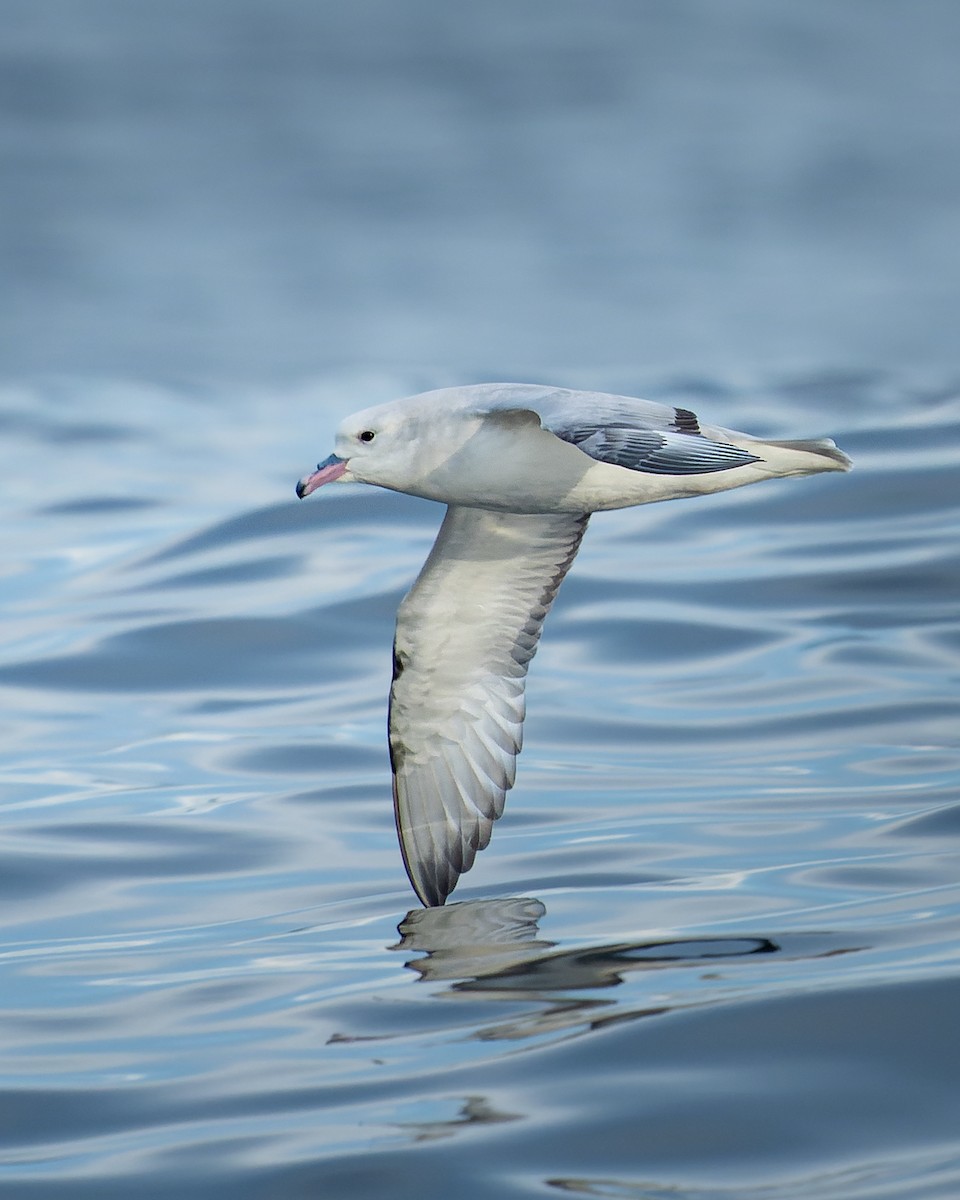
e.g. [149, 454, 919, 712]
[411, 866, 448, 908]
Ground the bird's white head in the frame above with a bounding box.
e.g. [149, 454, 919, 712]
[296, 400, 426, 498]
[296, 392, 485, 502]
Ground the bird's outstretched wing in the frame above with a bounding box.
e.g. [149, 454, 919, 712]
[477, 384, 762, 475]
[389, 505, 589, 906]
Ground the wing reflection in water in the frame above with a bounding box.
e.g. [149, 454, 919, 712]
[391, 898, 796, 1043]
[394, 897, 553, 982]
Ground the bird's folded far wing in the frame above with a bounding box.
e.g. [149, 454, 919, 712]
[389, 505, 589, 906]
[476, 384, 761, 475]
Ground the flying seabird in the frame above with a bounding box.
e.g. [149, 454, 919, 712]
[296, 383, 850, 907]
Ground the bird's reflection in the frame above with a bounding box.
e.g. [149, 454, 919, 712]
[395, 896, 778, 989]
[391, 896, 869, 1044]
[390, 897, 798, 1042]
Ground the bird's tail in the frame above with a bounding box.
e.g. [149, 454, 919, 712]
[758, 436, 852, 473]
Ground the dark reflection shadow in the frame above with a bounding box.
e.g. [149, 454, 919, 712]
[394, 1094, 522, 1143]
[396, 897, 777, 989]
[391, 897, 861, 1042]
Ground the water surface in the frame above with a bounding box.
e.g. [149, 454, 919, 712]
[1, 374, 958, 1198]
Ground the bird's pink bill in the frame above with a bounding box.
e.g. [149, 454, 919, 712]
[297, 454, 347, 498]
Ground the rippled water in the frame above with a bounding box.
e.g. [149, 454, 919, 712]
[2, 372, 959, 1197]
[4, 0, 960, 1192]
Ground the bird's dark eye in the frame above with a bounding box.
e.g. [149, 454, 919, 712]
[358, 430, 376, 443]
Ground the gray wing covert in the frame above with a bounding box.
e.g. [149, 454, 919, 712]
[389, 505, 589, 906]
[554, 422, 761, 474]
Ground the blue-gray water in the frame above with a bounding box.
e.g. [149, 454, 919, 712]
[3, 375, 959, 1198]
[2, 4, 960, 1199]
